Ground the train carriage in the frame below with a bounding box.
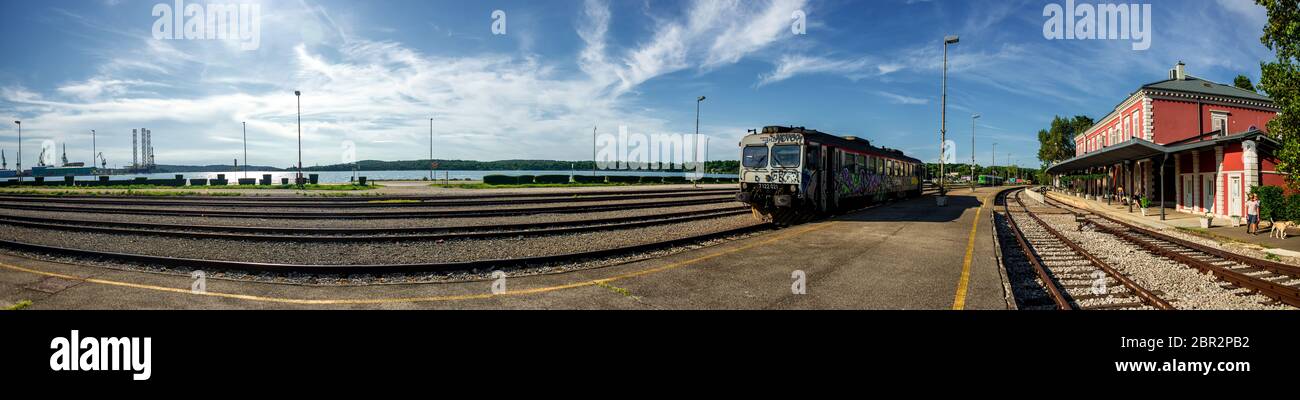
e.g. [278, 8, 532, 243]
[736, 126, 922, 224]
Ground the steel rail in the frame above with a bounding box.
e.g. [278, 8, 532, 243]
[1013, 192, 1174, 310]
[1042, 194, 1300, 307]
[0, 206, 748, 235]
[0, 224, 771, 274]
[0, 190, 737, 208]
[0, 197, 737, 220]
[0, 209, 750, 242]
[0, 187, 736, 203]
[999, 188, 1074, 310]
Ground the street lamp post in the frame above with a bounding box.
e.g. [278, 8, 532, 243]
[992, 142, 997, 185]
[695, 96, 706, 188]
[90, 129, 96, 174]
[13, 121, 20, 185]
[242, 122, 247, 179]
[939, 35, 959, 200]
[294, 90, 302, 186]
[970, 114, 979, 191]
[436, 116, 441, 181]
[429, 117, 434, 181]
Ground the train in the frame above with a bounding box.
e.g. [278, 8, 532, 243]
[976, 175, 1005, 186]
[735, 126, 922, 224]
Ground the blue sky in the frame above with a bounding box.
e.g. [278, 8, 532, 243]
[0, 0, 1277, 169]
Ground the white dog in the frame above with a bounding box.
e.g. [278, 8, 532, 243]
[1271, 220, 1293, 239]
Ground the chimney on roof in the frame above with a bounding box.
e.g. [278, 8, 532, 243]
[1170, 61, 1187, 80]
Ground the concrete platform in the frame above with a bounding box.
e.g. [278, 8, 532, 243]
[1046, 190, 1300, 258]
[0, 187, 1011, 310]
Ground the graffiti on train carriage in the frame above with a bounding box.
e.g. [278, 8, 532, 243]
[836, 168, 896, 200]
[763, 169, 800, 184]
[760, 134, 802, 144]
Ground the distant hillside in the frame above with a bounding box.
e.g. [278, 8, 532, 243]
[148, 164, 286, 173]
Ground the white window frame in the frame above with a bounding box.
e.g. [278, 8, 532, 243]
[1211, 111, 1229, 136]
[1130, 110, 1140, 139]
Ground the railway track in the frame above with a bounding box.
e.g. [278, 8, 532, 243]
[0, 223, 770, 274]
[0, 189, 737, 208]
[0, 196, 738, 219]
[0, 207, 749, 241]
[998, 189, 1173, 310]
[0, 187, 736, 203]
[1041, 192, 1300, 308]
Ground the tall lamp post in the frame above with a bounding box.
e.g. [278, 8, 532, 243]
[90, 129, 96, 173]
[970, 114, 979, 191]
[436, 116, 441, 180]
[991, 142, 997, 185]
[694, 96, 706, 188]
[938, 35, 959, 200]
[294, 90, 302, 186]
[13, 121, 20, 184]
[242, 122, 247, 179]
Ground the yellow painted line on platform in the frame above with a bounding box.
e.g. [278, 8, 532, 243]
[951, 192, 989, 310]
[0, 222, 835, 305]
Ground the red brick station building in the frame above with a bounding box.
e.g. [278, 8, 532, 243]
[1046, 62, 1283, 220]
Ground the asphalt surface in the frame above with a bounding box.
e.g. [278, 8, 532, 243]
[0, 187, 1010, 310]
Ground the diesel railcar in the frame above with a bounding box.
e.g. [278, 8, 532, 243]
[736, 126, 922, 224]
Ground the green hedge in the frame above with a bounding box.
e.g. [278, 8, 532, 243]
[572, 175, 604, 184]
[606, 175, 639, 183]
[483, 174, 514, 185]
[638, 176, 662, 184]
[534, 175, 570, 184]
[515, 175, 535, 184]
[1252, 185, 1286, 222]
[662, 176, 687, 184]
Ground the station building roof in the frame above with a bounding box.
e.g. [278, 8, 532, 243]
[1046, 129, 1274, 175]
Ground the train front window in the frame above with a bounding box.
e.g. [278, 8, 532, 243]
[742, 146, 769, 168]
[772, 145, 802, 168]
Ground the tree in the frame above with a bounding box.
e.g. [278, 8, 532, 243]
[1257, 0, 1300, 189]
[1234, 74, 1257, 92]
[1036, 115, 1093, 166]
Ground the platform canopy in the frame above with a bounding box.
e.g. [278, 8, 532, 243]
[1045, 130, 1273, 175]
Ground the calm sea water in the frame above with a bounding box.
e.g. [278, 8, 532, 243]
[25, 170, 738, 184]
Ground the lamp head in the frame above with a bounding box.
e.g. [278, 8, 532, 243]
[697, 96, 706, 102]
[294, 90, 301, 96]
[944, 35, 960, 44]
[972, 114, 981, 119]
[13, 121, 19, 125]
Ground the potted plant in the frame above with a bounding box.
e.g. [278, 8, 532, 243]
[1139, 196, 1151, 216]
[1199, 212, 1213, 228]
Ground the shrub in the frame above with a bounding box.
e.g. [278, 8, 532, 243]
[606, 175, 639, 183]
[638, 176, 663, 184]
[1285, 193, 1300, 223]
[483, 174, 514, 185]
[1252, 185, 1286, 222]
[515, 175, 535, 184]
[534, 175, 570, 184]
[662, 176, 687, 184]
[572, 175, 604, 184]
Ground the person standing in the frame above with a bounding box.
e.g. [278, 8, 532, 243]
[1246, 194, 1261, 235]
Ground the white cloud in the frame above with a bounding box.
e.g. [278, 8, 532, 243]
[877, 91, 929, 105]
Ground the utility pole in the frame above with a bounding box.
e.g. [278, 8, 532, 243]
[294, 90, 302, 186]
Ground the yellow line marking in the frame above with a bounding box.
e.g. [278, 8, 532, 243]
[951, 192, 988, 310]
[0, 222, 836, 305]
